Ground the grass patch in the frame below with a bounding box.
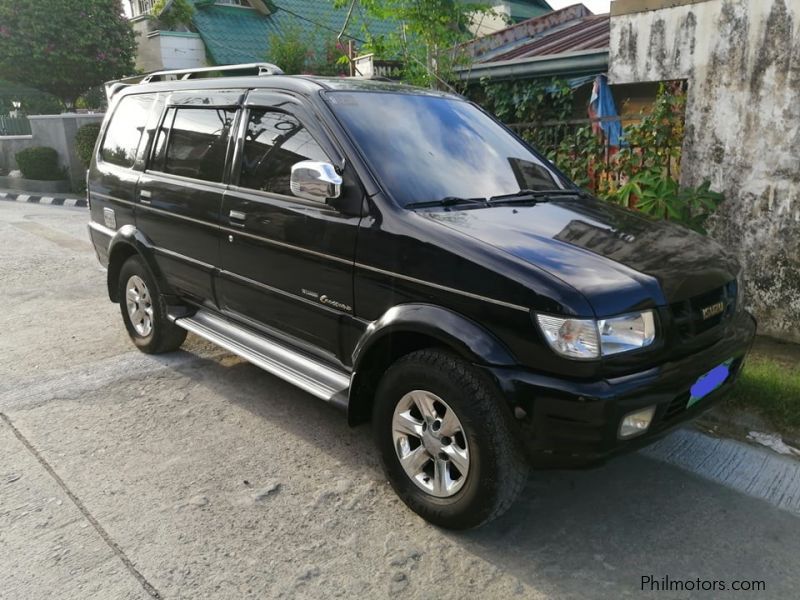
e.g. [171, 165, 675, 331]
[726, 349, 800, 434]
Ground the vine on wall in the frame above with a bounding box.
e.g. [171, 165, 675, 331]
[475, 79, 724, 234]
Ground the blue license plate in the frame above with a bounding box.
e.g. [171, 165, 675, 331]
[688, 359, 733, 407]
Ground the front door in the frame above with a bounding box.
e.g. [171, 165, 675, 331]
[217, 94, 361, 364]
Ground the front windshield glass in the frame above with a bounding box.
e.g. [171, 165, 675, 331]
[324, 91, 567, 207]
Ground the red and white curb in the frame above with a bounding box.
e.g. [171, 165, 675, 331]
[0, 191, 87, 208]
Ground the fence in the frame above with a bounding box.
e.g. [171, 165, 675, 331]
[0, 116, 32, 136]
[133, 0, 156, 16]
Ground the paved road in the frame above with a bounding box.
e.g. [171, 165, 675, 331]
[1, 202, 798, 599]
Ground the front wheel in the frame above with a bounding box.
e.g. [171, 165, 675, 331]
[373, 349, 528, 529]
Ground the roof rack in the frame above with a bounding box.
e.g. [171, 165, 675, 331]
[140, 62, 284, 83]
[105, 62, 284, 100]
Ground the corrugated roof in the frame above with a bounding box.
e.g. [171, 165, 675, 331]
[190, 1, 397, 66]
[462, 3, 609, 66]
[487, 14, 609, 62]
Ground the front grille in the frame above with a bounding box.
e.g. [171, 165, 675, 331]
[670, 280, 737, 341]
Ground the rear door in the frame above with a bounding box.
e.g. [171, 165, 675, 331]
[136, 90, 243, 305]
[217, 91, 361, 363]
[89, 92, 158, 259]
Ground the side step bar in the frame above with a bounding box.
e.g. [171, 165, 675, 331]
[173, 310, 350, 408]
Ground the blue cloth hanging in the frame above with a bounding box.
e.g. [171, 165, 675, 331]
[590, 75, 623, 147]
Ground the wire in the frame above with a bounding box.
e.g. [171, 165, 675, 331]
[271, 1, 367, 43]
[337, 0, 358, 40]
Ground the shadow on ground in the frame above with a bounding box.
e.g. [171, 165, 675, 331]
[167, 352, 799, 598]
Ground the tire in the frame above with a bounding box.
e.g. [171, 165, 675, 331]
[373, 349, 528, 529]
[118, 255, 187, 354]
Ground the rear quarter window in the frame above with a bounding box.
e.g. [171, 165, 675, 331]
[100, 94, 156, 168]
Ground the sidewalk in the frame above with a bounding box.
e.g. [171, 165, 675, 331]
[0, 188, 86, 208]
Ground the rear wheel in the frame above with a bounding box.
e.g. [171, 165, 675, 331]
[118, 255, 186, 354]
[374, 349, 528, 529]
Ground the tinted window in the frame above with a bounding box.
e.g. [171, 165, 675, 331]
[325, 92, 566, 207]
[150, 107, 175, 171]
[239, 109, 329, 196]
[161, 108, 236, 182]
[100, 94, 155, 167]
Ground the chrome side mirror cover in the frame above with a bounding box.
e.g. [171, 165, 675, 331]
[290, 161, 342, 203]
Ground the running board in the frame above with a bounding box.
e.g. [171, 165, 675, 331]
[173, 309, 350, 408]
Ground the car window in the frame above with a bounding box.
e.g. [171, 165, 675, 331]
[324, 91, 567, 207]
[238, 109, 329, 197]
[157, 108, 236, 183]
[100, 94, 156, 168]
[150, 107, 175, 172]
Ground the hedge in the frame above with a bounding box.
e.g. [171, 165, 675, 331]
[75, 122, 102, 167]
[15, 146, 63, 181]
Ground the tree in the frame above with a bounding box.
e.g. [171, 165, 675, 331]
[334, 0, 491, 88]
[0, 0, 136, 108]
[266, 24, 349, 76]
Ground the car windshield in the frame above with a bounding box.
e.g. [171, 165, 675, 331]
[324, 90, 568, 207]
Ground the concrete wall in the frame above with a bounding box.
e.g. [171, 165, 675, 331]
[131, 16, 206, 73]
[158, 32, 206, 70]
[0, 135, 35, 173]
[609, 0, 800, 342]
[0, 113, 104, 188]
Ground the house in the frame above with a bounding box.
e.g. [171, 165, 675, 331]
[126, 1, 558, 75]
[126, 0, 397, 73]
[466, 0, 554, 37]
[458, 4, 609, 83]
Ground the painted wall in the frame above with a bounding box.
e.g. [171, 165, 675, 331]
[131, 17, 206, 73]
[609, 0, 800, 342]
[159, 32, 207, 71]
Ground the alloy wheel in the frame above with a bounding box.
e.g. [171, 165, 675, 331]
[125, 275, 153, 337]
[391, 390, 470, 498]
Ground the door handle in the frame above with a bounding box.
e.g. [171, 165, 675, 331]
[139, 189, 152, 204]
[229, 210, 246, 227]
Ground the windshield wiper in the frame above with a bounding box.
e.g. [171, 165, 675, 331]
[405, 196, 488, 209]
[487, 189, 588, 205]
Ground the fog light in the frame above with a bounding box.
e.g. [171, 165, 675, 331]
[619, 406, 656, 439]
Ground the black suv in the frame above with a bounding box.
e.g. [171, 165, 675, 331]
[88, 64, 755, 529]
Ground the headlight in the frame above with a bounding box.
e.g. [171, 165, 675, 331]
[598, 311, 656, 356]
[535, 315, 600, 359]
[536, 310, 656, 360]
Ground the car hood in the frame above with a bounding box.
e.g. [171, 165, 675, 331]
[424, 198, 739, 317]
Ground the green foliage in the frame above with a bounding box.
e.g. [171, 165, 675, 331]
[266, 25, 348, 76]
[153, 0, 195, 29]
[15, 147, 63, 181]
[75, 123, 103, 167]
[336, 0, 492, 87]
[727, 350, 800, 434]
[0, 80, 63, 115]
[611, 170, 723, 233]
[545, 83, 723, 234]
[0, 0, 136, 106]
[478, 78, 573, 124]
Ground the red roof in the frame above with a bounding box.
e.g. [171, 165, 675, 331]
[487, 14, 609, 62]
[463, 4, 610, 65]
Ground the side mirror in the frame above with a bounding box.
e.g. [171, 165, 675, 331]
[290, 161, 342, 203]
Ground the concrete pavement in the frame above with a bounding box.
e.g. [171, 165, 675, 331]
[1, 201, 798, 599]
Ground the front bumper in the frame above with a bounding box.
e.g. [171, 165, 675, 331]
[485, 310, 757, 468]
